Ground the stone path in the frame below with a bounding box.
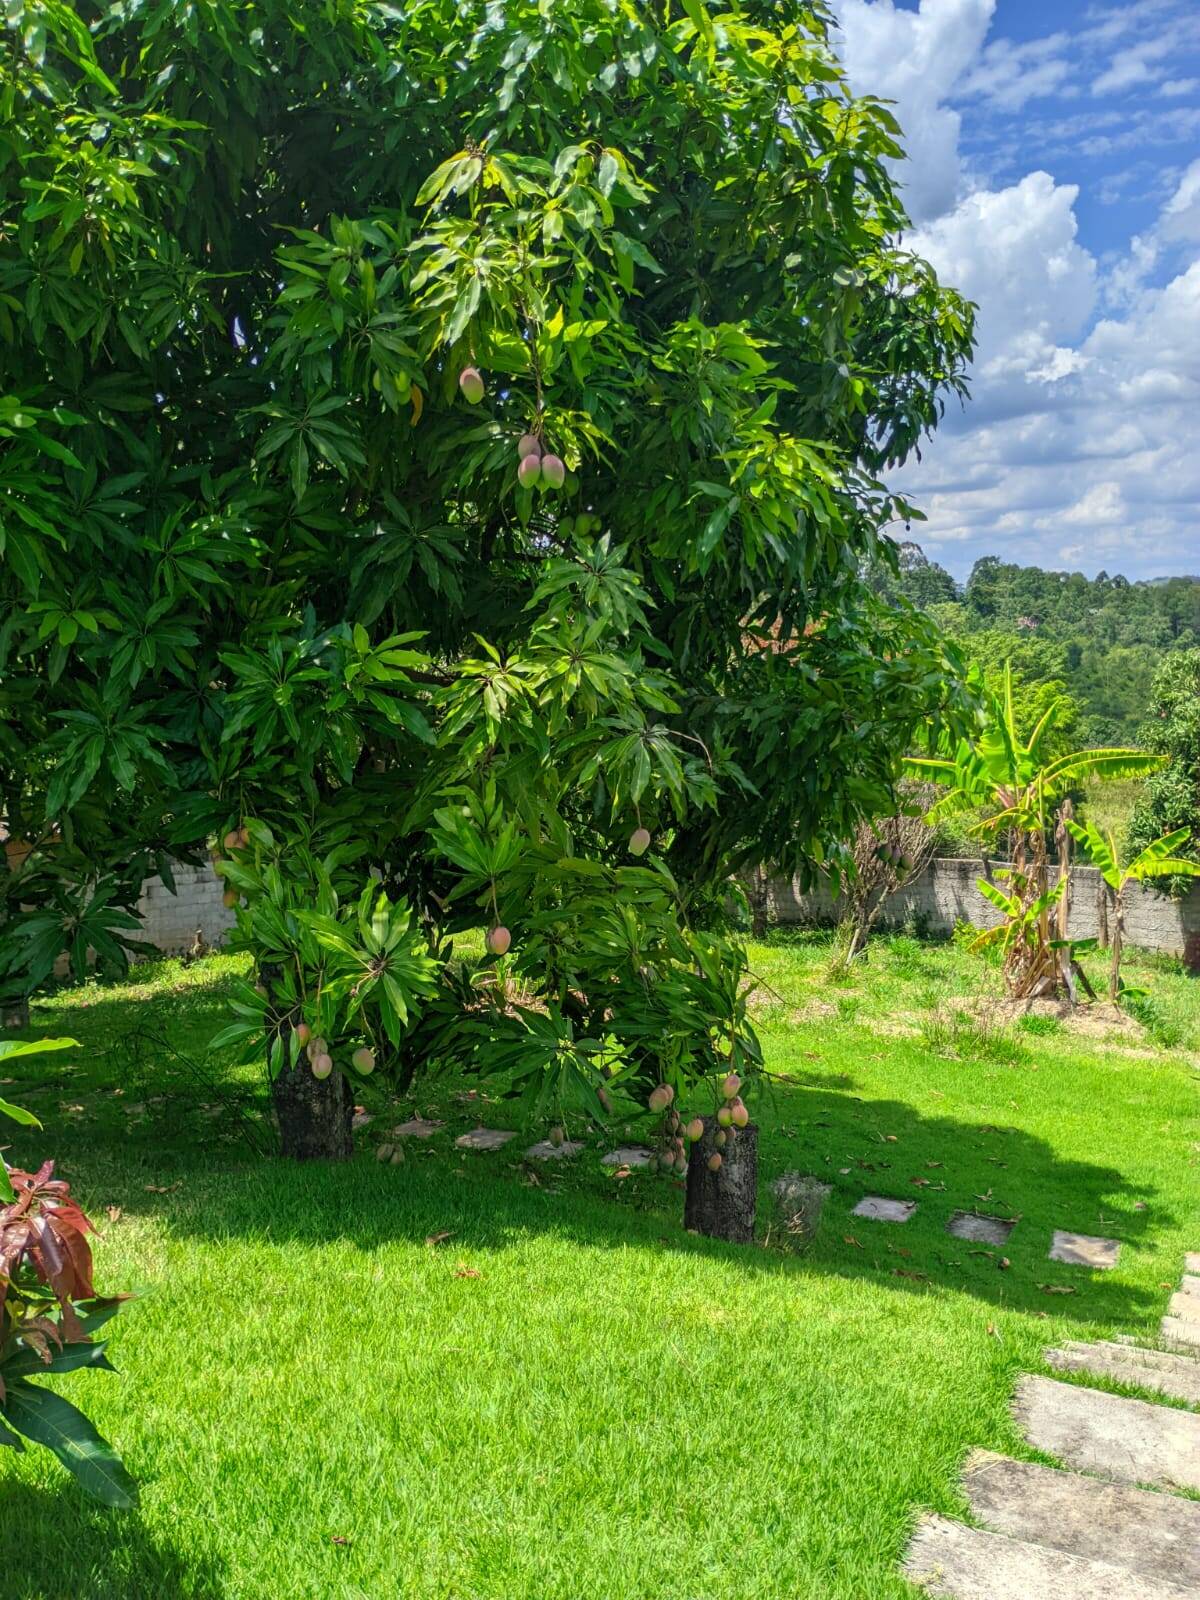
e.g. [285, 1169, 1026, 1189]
[852, 1194, 916, 1222]
[393, 1117, 443, 1139]
[904, 1250, 1200, 1597]
[1013, 1374, 1200, 1492]
[524, 1138, 584, 1161]
[1047, 1340, 1200, 1405]
[601, 1145, 654, 1169]
[947, 1211, 1014, 1245]
[1050, 1229, 1121, 1269]
[454, 1127, 516, 1151]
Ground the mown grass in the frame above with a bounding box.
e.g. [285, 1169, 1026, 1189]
[1, 932, 1198, 1599]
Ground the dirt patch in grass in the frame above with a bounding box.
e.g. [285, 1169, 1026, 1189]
[950, 994, 1147, 1041]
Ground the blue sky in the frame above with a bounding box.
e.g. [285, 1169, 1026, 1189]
[831, 0, 1200, 580]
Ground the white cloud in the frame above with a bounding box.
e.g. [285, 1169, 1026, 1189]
[829, 0, 1200, 577]
[1160, 158, 1200, 242]
[907, 172, 1097, 384]
[832, 0, 995, 220]
[1162, 78, 1199, 97]
[1091, 34, 1174, 96]
[1058, 482, 1126, 525]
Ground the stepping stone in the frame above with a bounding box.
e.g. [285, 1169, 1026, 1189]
[393, 1118, 443, 1138]
[904, 1511, 1196, 1599]
[1013, 1373, 1200, 1492]
[1047, 1340, 1200, 1405]
[1185, 1253, 1200, 1274]
[962, 1449, 1200, 1588]
[524, 1139, 583, 1161]
[1166, 1290, 1200, 1325]
[852, 1195, 917, 1223]
[947, 1211, 1015, 1245]
[454, 1127, 516, 1151]
[1177, 1273, 1200, 1298]
[1049, 1230, 1121, 1269]
[601, 1145, 654, 1169]
[1159, 1316, 1200, 1354]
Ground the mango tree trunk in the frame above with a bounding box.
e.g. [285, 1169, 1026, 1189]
[271, 1051, 354, 1161]
[261, 968, 353, 1161]
[684, 1119, 758, 1244]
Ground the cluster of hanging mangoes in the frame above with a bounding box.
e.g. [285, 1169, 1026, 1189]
[645, 1071, 747, 1175]
[457, 367, 567, 494]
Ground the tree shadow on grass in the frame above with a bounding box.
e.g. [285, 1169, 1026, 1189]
[0, 1483, 226, 1600]
[70, 1076, 1177, 1336]
[11, 967, 1182, 1333]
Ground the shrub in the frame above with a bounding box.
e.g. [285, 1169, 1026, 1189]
[1, 1041, 135, 1506]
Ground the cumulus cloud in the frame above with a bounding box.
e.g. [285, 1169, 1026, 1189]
[831, 0, 1200, 577]
[831, 0, 994, 220]
[1160, 159, 1200, 242]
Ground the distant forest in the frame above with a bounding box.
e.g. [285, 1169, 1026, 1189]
[879, 546, 1200, 747]
[875, 547, 1200, 863]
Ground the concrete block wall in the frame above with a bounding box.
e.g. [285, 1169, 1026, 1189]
[119, 859, 1200, 968]
[135, 864, 238, 955]
[768, 857, 1200, 962]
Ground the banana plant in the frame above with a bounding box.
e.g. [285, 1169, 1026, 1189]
[1066, 822, 1200, 1003]
[908, 664, 1165, 839]
[909, 664, 1165, 999]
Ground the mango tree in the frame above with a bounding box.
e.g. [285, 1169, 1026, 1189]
[2, 0, 978, 1162]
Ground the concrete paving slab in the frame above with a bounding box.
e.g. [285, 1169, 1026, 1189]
[1160, 1315, 1200, 1354]
[963, 1449, 1200, 1587]
[1177, 1273, 1200, 1299]
[947, 1211, 1015, 1245]
[524, 1139, 584, 1161]
[904, 1513, 1195, 1599]
[1047, 1340, 1200, 1405]
[393, 1118, 443, 1138]
[1049, 1230, 1121, 1269]
[1185, 1253, 1200, 1275]
[1013, 1374, 1200, 1492]
[454, 1127, 517, 1151]
[852, 1195, 917, 1223]
[601, 1145, 654, 1169]
[1166, 1290, 1200, 1324]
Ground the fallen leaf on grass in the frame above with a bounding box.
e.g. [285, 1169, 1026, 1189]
[987, 1322, 1001, 1340]
[892, 1268, 929, 1282]
[610, 1166, 633, 1180]
[425, 1230, 454, 1247]
[143, 1182, 182, 1194]
[839, 1167, 851, 1175]
[910, 1177, 931, 1187]
[924, 1161, 943, 1169]
[454, 1265, 480, 1279]
[1038, 1283, 1076, 1295]
[998, 1257, 1011, 1271]
[844, 1235, 864, 1249]
[330, 1535, 351, 1547]
[969, 1249, 995, 1258]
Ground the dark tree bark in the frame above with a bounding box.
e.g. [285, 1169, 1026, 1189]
[684, 1119, 758, 1244]
[2, 997, 30, 1029]
[748, 866, 771, 938]
[271, 1055, 354, 1161]
[261, 962, 353, 1161]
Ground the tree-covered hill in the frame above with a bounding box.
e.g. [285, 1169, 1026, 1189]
[883, 546, 1200, 748]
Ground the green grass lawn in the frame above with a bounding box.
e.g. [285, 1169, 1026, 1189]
[2, 933, 1198, 1599]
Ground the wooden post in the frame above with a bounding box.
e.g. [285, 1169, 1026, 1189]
[684, 1119, 758, 1244]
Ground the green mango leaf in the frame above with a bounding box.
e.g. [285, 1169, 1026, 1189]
[2, 1381, 138, 1508]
